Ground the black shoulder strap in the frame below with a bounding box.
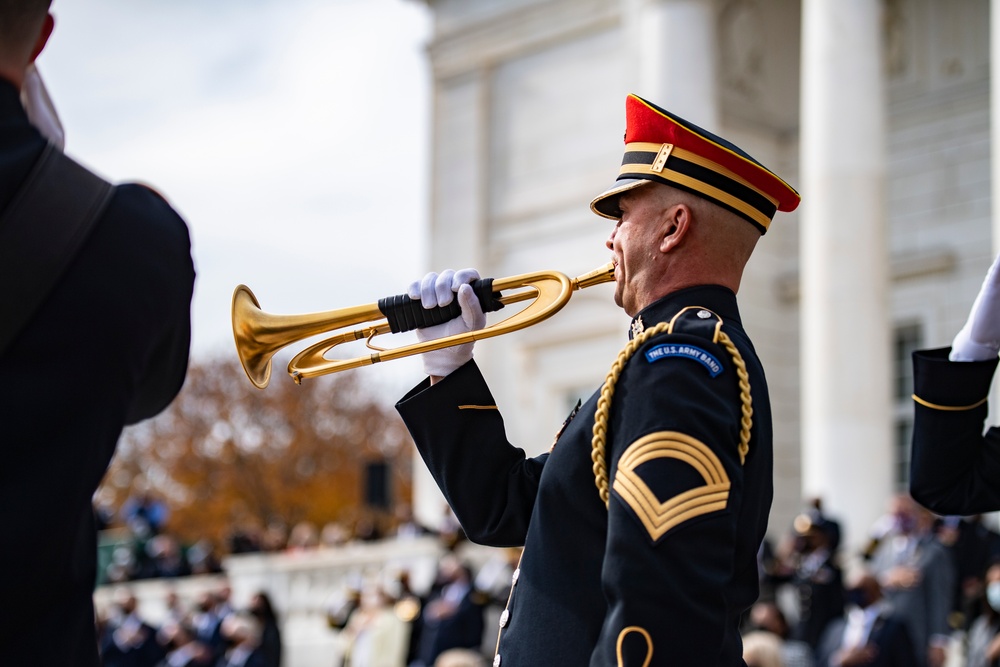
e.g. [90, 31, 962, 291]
[0, 143, 114, 355]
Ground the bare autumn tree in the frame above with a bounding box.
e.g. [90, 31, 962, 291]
[100, 356, 414, 550]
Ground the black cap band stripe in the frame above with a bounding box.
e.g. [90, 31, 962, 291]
[617, 165, 772, 232]
[622, 142, 780, 208]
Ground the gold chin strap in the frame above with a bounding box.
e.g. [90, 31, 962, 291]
[591, 321, 753, 509]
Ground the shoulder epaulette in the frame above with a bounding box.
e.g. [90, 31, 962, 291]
[664, 306, 723, 343]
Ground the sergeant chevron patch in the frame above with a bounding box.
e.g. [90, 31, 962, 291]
[613, 431, 730, 542]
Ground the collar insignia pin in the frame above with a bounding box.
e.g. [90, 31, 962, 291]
[631, 316, 645, 339]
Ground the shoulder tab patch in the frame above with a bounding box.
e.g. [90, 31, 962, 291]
[666, 306, 723, 342]
[644, 343, 723, 376]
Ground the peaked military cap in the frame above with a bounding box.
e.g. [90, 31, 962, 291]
[591, 94, 800, 233]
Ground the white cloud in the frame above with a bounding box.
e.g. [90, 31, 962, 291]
[38, 0, 432, 375]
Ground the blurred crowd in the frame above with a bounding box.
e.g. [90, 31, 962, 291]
[98, 586, 281, 667]
[100, 490, 1000, 667]
[95, 492, 463, 587]
[325, 544, 521, 667]
[97, 492, 224, 585]
[93, 493, 500, 667]
[743, 495, 1000, 667]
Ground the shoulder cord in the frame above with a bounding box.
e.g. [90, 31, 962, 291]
[590, 323, 753, 509]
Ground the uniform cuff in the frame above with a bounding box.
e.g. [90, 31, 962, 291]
[912, 347, 997, 409]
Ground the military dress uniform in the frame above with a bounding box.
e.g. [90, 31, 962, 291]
[396, 95, 799, 665]
[910, 347, 1000, 515]
[398, 289, 770, 665]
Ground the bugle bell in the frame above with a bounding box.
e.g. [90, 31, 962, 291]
[232, 262, 616, 388]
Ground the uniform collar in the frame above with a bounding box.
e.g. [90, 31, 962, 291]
[628, 284, 741, 339]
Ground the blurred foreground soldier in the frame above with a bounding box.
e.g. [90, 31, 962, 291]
[910, 251, 1000, 514]
[395, 95, 800, 665]
[0, 2, 195, 665]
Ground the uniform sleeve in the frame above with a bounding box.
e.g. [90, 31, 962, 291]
[591, 332, 749, 665]
[910, 347, 1000, 514]
[396, 360, 546, 547]
[120, 184, 195, 425]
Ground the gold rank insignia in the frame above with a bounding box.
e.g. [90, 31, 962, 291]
[613, 431, 730, 542]
[630, 316, 645, 339]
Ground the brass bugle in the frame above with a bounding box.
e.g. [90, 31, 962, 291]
[232, 262, 616, 388]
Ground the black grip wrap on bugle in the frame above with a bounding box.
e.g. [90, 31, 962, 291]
[378, 278, 505, 334]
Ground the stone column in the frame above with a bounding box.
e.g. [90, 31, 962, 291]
[800, 0, 893, 554]
[625, 0, 719, 128]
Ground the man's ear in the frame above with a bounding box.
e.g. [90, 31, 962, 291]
[29, 13, 54, 64]
[659, 203, 691, 253]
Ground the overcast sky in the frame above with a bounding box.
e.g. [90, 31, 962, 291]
[38, 0, 432, 387]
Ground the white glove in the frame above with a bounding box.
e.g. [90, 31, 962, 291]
[407, 268, 486, 377]
[951, 252, 1000, 361]
[20, 64, 65, 149]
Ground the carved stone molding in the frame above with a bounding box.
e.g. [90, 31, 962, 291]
[776, 248, 957, 303]
[718, 0, 765, 101]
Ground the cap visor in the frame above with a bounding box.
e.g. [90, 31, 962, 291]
[590, 179, 651, 220]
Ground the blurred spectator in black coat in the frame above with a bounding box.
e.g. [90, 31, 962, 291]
[215, 613, 266, 667]
[816, 571, 918, 667]
[805, 497, 842, 556]
[412, 556, 485, 667]
[155, 621, 214, 667]
[936, 515, 1000, 630]
[248, 592, 282, 667]
[191, 591, 226, 663]
[100, 591, 166, 667]
[773, 520, 845, 652]
[146, 534, 191, 579]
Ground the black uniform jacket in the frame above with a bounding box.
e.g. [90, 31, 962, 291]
[910, 347, 1000, 514]
[0, 80, 195, 665]
[397, 285, 773, 666]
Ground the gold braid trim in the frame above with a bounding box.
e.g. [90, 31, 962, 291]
[591, 325, 753, 509]
[911, 394, 989, 411]
[720, 330, 753, 465]
[616, 626, 653, 667]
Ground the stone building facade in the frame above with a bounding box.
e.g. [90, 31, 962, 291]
[413, 0, 994, 554]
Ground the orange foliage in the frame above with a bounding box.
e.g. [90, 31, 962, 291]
[101, 357, 414, 550]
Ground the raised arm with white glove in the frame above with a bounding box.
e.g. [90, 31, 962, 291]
[408, 268, 486, 378]
[951, 252, 1000, 362]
